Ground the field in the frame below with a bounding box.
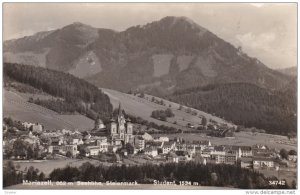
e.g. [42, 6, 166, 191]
[102, 88, 234, 130]
[9, 158, 109, 176]
[3, 89, 94, 131]
[156, 132, 297, 151]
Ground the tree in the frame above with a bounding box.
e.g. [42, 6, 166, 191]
[38, 172, 45, 181]
[288, 150, 297, 156]
[27, 146, 34, 160]
[66, 151, 73, 158]
[186, 107, 191, 113]
[13, 139, 27, 159]
[178, 105, 183, 110]
[151, 97, 155, 102]
[25, 166, 39, 181]
[280, 149, 288, 160]
[165, 108, 174, 117]
[125, 143, 134, 154]
[159, 99, 164, 105]
[139, 92, 145, 98]
[202, 117, 207, 126]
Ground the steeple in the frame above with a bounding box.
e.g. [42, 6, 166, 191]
[118, 102, 123, 116]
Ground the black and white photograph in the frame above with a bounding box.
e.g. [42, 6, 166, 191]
[1, 1, 298, 193]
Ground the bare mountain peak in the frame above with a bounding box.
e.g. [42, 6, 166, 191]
[63, 22, 96, 32]
[158, 16, 206, 31]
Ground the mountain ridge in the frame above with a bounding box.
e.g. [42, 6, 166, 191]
[4, 16, 293, 94]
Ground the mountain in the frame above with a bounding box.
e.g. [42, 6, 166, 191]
[168, 82, 297, 135]
[277, 66, 297, 77]
[4, 16, 293, 95]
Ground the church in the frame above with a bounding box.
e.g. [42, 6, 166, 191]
[94, 103, 134, 147]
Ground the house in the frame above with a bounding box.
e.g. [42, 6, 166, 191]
[186, 145, 196, 155]
[201, 148, 212, 158]
[239, 157, 253, 168]
[50, 136, 64, 145]
[134, 136, 145, 150]
[98, 142, 109, 153]
[175, 144, 187, 151]
[66, 135, 83, 145]
[192, 140, 211, 147]
[230, 146, 253, 158]
[211, 146, 226, 159]
[154, 136, 169, 142]
[162, 141, 176, 154]
[22, 122, 43, 133]
[144, 147, 158, 157]
[86, 146, 101, 156]
[175, 151, 192, 161]
[141, 132, 153, 141]
[288, 155, 297, 162]
[216, 153, 237, 165]
[61, 129, 72, 135]
[22, 122, 34, 129]
[167, 152, 179, 163]
[239, 146, 253, 157]
[22, 131, 40, 145]
[48, 144, 78, 157]
[253, 157, 275, 169]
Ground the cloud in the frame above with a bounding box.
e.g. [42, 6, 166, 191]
[236, 32, 276, 52]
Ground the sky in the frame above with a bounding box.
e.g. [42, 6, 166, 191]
[3, 3, 297, 69]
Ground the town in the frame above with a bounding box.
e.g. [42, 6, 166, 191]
[3, 103, 297, 187]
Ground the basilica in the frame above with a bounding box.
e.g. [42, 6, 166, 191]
[94, 103, 134, 147]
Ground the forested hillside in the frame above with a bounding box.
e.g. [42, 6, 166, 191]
[4, 63, 113, 120]
[168, 83, 297, 135]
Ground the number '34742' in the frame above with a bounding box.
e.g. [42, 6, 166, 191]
[269, 180, 286, 185]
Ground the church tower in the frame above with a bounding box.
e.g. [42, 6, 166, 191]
[117, 103, 126, 140]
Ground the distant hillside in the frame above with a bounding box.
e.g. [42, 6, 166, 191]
[277, 66, 297, 76]
[168, 83, 297, 135]
[3, 89, 94, 131]
[102, 88, 234, 132]
[4, 16, 292, 95]
[4, 63, 113, 121]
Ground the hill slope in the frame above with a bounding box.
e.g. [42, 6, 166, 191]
[4, 62, 113, 121]
[168, 83, 297, 135]
[102, 88, 234, 131]
[277, 66, 297, 76]
[4, 16, 292, 95]
[3, 89, 94, 131]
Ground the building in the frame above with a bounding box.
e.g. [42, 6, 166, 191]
[162, 142, 176, 154]
[192, 140, 211, 147]
[229, 146, 253, 158]
[253, 157, 275, 169]
[216, 153, 237, 165]
[48, 144, 78, 157]
[154, 136, 169, 142]
[144, 147, 158, 157]
[86, 146, 101, 156]
[239, 157, 253, 168]
[194, 153, 207, 165]
[22, 122, 43, 133]
[141, 132, 153, 141]
[108, 103, 134, 146]
[94, 117, 105, 130]
[134, 136, 145, 150]
[288, 155, 297, 162]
